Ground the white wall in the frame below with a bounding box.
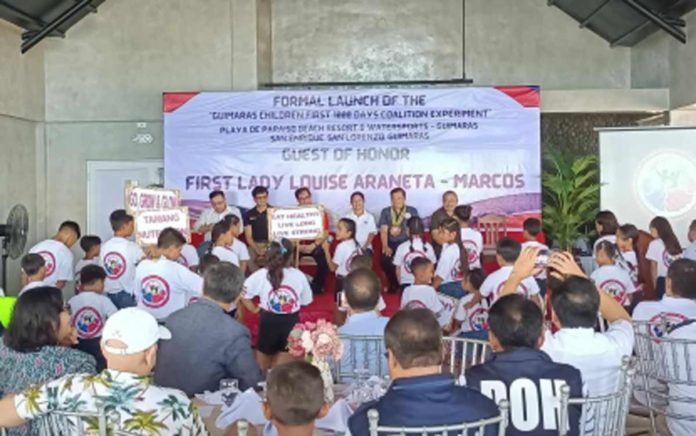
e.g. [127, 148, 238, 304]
[0, 21, 44, 293]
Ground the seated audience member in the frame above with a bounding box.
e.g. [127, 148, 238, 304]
[502, 249, 634, 398]
[0, 287, 96, 434]
[479, 237, 541, 306]
[177, 242, 200, 272]
[245, 186, 272, 272]
[101, 209, 145, 309]
[29, 220, 80, 289]
[135, 228, 203, 321]
[430, 191, 459, 257]
[466, 294, 582, 436]
[74, 235, 101, 291]
[194, 190, 244, 247]
[18, 253, 47, 296]
[400, 257, 444, 325]
[338, 269, 390, 375]
[633, 258, 696, 335]
[665, 307, 696, 435]
[348, 309, 499, 434]
[224, 214, 250, 273]
[155, 262, 262, 396]
[197, 253, 220, 275]
[433, 217, 470, 298]
[344, 191, 378, 255]
[243, 239, 313, 370]
[393, 216, 437, 290]
[295, 187, 331, 294]
[591, 240, 636, 307]
[453, 268, 489, 339]
[455, 205, 483, 270]
[334, 255, 386, 326]
[647, 216, 683, 300]
[685, 219, 696, 261]
[379, 188, 419, 293]
[0, 308, 206, 434]
[262, 361, 330, 436]
[69, 265, 118, 371]
[521, 218, 548, 295]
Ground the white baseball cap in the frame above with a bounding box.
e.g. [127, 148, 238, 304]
[101, 308, 171, 355]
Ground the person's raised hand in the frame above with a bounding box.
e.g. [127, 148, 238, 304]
[548, 251, 586, 279]
[509, 247, 540, 281]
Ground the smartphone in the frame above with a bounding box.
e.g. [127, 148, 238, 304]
[336, 291, 348, 310]
[535, 249, 550, 268]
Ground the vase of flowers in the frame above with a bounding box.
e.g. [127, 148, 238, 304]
[287, 319, 343, 403]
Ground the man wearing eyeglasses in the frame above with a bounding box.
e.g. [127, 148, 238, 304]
[244, 186, 272, 273]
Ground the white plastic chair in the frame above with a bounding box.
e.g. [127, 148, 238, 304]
[367, 399, 508, 435]
[442, 336, 492, 380]
[337, 335, 388, 382]
[558, 356, 635, 436]
[633, 319, 696, 435]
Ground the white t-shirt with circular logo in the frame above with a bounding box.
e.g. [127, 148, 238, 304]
[68, 292, 118, 339]
[590, 264, 636, 306]
[229, 238, 251, 262]
[400, 284, 443, 317]
[135, 257, 203, 320]
[332, 240, 362, 277]
[211, 246, 241, 266]
[479, 265, 540, 302]
[176, 244, 200, 269]
[633, 296, 696, 337]
[646, 238, 683, 278]
[393, 238, 437, 285]
[454, 293, 490, 333]
[435, 243, 465, 284]
[243, 267, 313, 314]
[100, 236, 145, 295]
[29, 239, 75, 286]
[460, 228, 483, 269]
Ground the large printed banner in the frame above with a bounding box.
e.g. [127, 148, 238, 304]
[164, 87, 541, 228]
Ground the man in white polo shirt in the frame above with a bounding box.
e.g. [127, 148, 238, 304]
[344, 191, 377, 255]
[634, 258, 696, 337]
[193, 190, 243, 242]
[502, 249, 634, 398]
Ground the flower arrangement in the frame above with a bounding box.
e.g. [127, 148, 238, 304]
[287, 319, 343, 361]
[287, 319, 343, 402]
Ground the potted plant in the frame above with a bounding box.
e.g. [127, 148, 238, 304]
[542, 148, 600, 251]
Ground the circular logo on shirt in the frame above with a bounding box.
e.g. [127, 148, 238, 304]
[469, 307, 489, 331]
[267, 285, 299, 314]
[635, 152, 696, 218]
[462, 240, 480, 264]
[648, 312, 688, 338]
[404, 300, 427, 310]
[345, 250, 361, 273]
[103, 252, 127, 279]
[450, 263, 464, 281]
[73, 306, 104, 339]
[140, 275, 171, 309]
[599, 279, 627, 305]
[495, 281, 529, 298]
[662, 249, 680, 268]
[403, 250, 427, 274]
[37, 251, 56, 277]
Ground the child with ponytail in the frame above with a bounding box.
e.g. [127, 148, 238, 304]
[209, 220, 241, 266]
[243, 239, 313, 369]
[323, 218, 363, 293]
[646, 216, 683, 299]
[433, 217, 469, 298]
[393, 216, 437, 290]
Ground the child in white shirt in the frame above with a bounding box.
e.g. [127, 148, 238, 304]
[100, 210, 145, 309]
[454, 205, 483, 269]
[521, 218, 549, 297]
[135, 228, 203, 321]
[479, 237, 541, 307]
[29, 220, 80, 289]
[617, 223, 643, 294]
[591, 240, 636, 306]
[393, 216, 437, 288]
[69, 265, 117, 371]
[18, 253, 47, 296]
[242, 239, 313, 370]
[177, 243, 200, 272]
[210, 220, 241, 266]
[452, 269, 489, 339]
[647, 216, 683, 299]
[224, 214, 250, 273]
[324, 218, 363, 294]
[433, 217, 469, 299]
[74, 235, 101, 293]
[401, 257, 444, 326]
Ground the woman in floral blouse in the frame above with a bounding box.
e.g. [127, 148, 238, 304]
[0, 286, 96, 435]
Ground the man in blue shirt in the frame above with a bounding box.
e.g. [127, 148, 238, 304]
[466, 294, 583, 436]
[338, 269, 390, 377]
[349, 309, 499, 434]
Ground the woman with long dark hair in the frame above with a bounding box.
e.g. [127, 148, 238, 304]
[242, 239, 313, 370]
[647, 216, 683, 299]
